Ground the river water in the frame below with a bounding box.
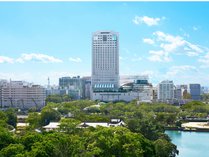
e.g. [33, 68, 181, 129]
[166, 130, 209, 157]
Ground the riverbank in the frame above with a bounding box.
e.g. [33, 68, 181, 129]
[165, 122, 209, 132]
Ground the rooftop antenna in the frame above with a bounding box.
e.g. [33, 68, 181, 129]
[47, 77, 50, 89]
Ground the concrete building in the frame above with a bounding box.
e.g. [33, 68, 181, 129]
[157, 80, 174, 102]
[59, 76, 84, 99]
[92, 76, 153, 102]
[188, 84, 201, 101]
[82, 76, 91, 99]
[0, 80, 46, 109]
[46, 85, 61, 96]
[120, 75, 148, 86]
[174, 85, 182, 100]
[90, 31, 153, 102]
[91, 31, 119, 92]
[152, 87, 158, 102]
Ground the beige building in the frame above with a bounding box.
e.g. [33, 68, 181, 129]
[0, 80, 46, 109]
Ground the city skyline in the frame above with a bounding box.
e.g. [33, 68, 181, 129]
[0, 2, 209, 85]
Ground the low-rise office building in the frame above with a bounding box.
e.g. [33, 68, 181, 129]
[0, 80, 46, 109]
[188, 84, 201, 101]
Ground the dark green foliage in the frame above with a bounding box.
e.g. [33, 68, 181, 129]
[0, 127, 14, 150]
[0, 144, 24, 157]
[46, 94, 71, 103]
[154, 139, 178, 157]
[84, 126, 155, 157]
[40, 106, 61, 126]
[181, 101, 209, 117]
[0, 100, 182, 157]
[5, 108, 17, 127]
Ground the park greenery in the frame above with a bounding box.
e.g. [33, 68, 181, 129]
[1, 95, 209, 157]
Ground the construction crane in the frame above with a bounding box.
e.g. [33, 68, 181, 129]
[8, 97, 14, 108]
[32, 97, 38, 111]
[21, 99, 24, 109]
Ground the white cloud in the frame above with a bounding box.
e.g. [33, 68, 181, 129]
[179, 28, 190, 38]
[161, 65, 209, 85]
[0, 56, 14, 63]
[140, 70, 154, 77]
[154, 31, 186, 52]
[16, 53, 63, 63]
[148, 50, 171, 62]
[198, 52, 209, 68]
[143, 38, 155, 45]
[0, 72, 34, 82]
[147, 31, 205, 62]
[186, 51, 199, 57]
[166, 65, 198, 77]
[154, 31, 203, 55]
[69, 57, 82, 63]
[133, 16, 161, 26]
[131, 57, 142, 62]
[119, 56, 127, 61]
[193, 26, 198, 31]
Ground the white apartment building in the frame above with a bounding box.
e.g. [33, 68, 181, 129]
[91, 31, 119, 92]
[0, 80, 46, 109]
[157, 80, 174, 102]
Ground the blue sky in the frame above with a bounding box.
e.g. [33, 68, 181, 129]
[0, 2, 209, 86]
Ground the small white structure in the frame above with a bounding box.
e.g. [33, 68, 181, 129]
[16, 123, 29, 133]
[16, 123, 29, 127]
[79, 119, 125, 128]
[43, 122, 60, 131]
[83, 104, 101, 111]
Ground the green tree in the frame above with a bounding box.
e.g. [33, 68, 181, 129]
[201, 93, 209, 102]
[85, 126, 155, 157]
[0, 144, 24, 157]
[154, 138, 178, 157]
[20, 132, 43, 151]
[183, 92, 191, 99]
[46, 94, 71, 103]
[40, 107, 61, 126]
[0, 111, 8, 128]
[59, 118, 81, 134]
[0, 127, 14, 150]
[5, 108, 17, 127]
[26, 112, 41, 129]
[28, 141, 55, 157]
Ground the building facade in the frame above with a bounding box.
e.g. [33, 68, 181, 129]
[0, 80, 46, 109]
[174, 85, 182, 100]
[82, 76, 91, 99]
[92, 76, 153, 102]
[132, 78, 153, 102]
[59, 76, 84, 99]
[91, 31, 119, 92]
[157, 80, 174, 102]
[188, 84, 201, 101]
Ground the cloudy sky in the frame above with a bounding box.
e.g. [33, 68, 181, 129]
[0, 2, 209, 86]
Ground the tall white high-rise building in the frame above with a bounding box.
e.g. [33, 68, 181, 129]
[157, 80, 174, 101]
[92, 31, 119, 92]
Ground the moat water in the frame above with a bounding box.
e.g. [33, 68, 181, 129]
[166, 130, 209, 157]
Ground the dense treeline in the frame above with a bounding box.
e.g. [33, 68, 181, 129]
[5, 99, 209, 156]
